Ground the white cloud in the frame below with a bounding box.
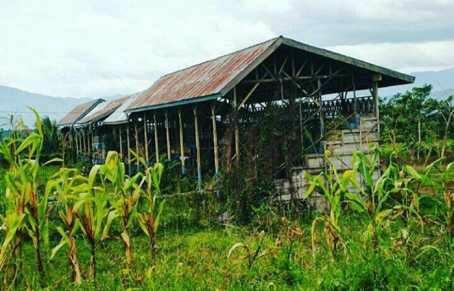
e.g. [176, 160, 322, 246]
[330, 40, 454, 73]
[0, 0, 453, 97]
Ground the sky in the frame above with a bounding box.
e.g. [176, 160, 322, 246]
[1, 0, 453, 98]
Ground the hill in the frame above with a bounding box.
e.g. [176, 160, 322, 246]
[0, 86, 92, 128]
[381, 67, 454, 99]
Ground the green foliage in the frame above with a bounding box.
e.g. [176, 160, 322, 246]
[0, 102, 453, 289]
[380, 85, 453, 160]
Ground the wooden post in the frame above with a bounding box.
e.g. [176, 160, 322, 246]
[352, 75, 357, 116]
[126, 126, 131, 174]
[75, 130, 79, 156]
[193, 107, 202, 190]
[317, 79, 324, 144]
[143, 114, 149, 163]
[119, 126, 123, 158]
[178, 110, 185, 174]
[134, 122, 139, 170]
[153, 114, 159, 163]
[165, 112, 171, 160]
[91, 129, 94, 161]
[211, 104, 219, 175]
[82, 129, 86, 154]
[299, 100, 304, 156]
[233, 87, 240, 168]
[372, 74, 382, 136]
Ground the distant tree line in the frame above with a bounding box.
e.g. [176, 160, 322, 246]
[380, 85, 453, 147]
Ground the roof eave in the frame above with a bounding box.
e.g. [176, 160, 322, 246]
[126, 93, 221, 114]
[281, 37, 415, 84]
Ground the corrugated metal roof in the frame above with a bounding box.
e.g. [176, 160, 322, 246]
[78, 96, 129, 125]
[103, 92, 141, 125]
[127, 37, 279, 112]
[58, 98, 104, 127]
[126, 36, 414, 113]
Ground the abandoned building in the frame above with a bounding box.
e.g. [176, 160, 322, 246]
[59, 36, 415, 198]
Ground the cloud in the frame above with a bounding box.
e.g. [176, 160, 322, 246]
[330, 40, 454, 72]
[0, 0, 453, 98]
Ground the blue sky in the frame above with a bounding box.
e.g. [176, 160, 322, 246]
[1, 0, 453, 98]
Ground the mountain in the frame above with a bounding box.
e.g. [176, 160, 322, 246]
[381, 67, 454, 99]
[0, 85, 92, 128]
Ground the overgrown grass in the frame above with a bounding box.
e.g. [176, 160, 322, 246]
[14, 218, 452, 290]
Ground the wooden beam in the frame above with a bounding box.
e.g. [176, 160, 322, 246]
[178, 110, 185, 174]
[75, 130, 79, 156]
[237, 82, 260, 109]
[153, 113, 159, 163]
[134, 123, 139, 170]
[119, 126, 123, 159]
[318, 79, 324, 141]
[193, 107, 202, 190]
[143, 114, 149, 163]
[165, 111, 171, 160]
[82, 129, 86, 155]
[211, 104, 219, 175]
[126, 125, 131, 174]
[234, 87, 240, 168]
[372, 74, 382, 136]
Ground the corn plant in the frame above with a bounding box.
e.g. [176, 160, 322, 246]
[100, 151, 142, 268]
[47, 168, 86, 285]
[346, 151, 399, 248]
[228, 231, 267, 270]
[136, 159, 165, 261]
[304, 156, 353, 259]
[75, 165, 116, 281]
[0, 110, 53, 286]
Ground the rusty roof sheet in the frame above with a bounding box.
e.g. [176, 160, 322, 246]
[103, 92, 142, 125]
[58, 98, 104, 127]
[78, 96, 129, 125]
[126, 36, 414, 113]
[127, 38, 279, 112]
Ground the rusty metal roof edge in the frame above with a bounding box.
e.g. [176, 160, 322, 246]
[126, 93, 221, 114]
[102, 120, 128, 126]
[281, 37, 415, 84]
[58, 98, 105, 128]
[158, 36, 281, 80]
[219, 36, 284, 97]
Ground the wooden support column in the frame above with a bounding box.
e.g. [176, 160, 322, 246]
[134, 122, 139, 170]
[143, 114, 149, 163]
[233, 87, 240, 168]
[78, 131, 82, 154]
[352, 75, 357, 116]
[91, 129, 94, 160]
[75, 130, 79, 156]
[193, 107, 202, 190]
[299, 99, 304, 156]
[119, 126, 123, 158]
[126, 125, 131, 174]
[165, 111, 171, 160]
[211, 104, 219, 175]
[153, 114, 159, 163]
[178, 110, 185, 174]
[317, 79, 324, 142]
[372, 74, 382, 136]
[82, 129, 86, 154]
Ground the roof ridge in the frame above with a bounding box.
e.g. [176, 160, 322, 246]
[157, 36, 281, 80]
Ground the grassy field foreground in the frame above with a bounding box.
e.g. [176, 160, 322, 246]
[16, 220, 452, 290]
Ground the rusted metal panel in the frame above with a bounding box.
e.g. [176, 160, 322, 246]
[103, 92, 141, 125]
[58, 98, 104, 127]
[78, 96, 129, 125]
[127, 38, 277, 112]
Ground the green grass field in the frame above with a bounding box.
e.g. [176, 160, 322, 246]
[15, 217, 452, 290]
